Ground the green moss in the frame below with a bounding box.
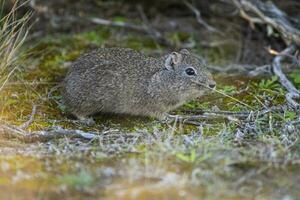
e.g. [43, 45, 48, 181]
[1, 26, 300, 200]
[58, 170, 94, 188]
[166, 32, 192, 47]
[75, 28, 111, 45]
[123, 34, 159, 51]
[289, 71, 300, 86]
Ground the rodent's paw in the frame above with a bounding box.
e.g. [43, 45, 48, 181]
[160, 113, 184, 124]
[76, 117, 95, 126]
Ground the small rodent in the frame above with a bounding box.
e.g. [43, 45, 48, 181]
[61, 47, 216, 120]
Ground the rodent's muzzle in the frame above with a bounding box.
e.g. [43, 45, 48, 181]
[207, 80, 216, 89]
[192, 79, 216, 90]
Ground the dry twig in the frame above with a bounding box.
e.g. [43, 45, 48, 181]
[19, 104, 37, 129]
[90, 16, 171, 47]
[272, 44, 300, 109]
[0, 123, 98, 142]
[136, 5, 171, 46]
[232, 0, 300, 45]
[90, 17, 144, 32]
[167, 110, 249, 125]
[208, 64, 272, 76]
[0, 121, 148, 143]
[184, 0, 220, 34]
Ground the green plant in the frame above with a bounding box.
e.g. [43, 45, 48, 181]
[283, 110, 297, 122]
[257, 76, 280, 90]
[290, 72, 300, 85]
[176, 149, 197, 163]
[58, 170, 94, 188]
[219, 85, 236, 94]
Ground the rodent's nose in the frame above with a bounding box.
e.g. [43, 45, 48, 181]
[208, 81, 216, 89]
[209, 83, 216, 89]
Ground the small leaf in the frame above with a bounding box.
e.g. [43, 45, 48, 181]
[113, 16, 126, 23]
[267, 25, 274, 37]
[290, 73, 300, 84]
[176, 153, 191, 163]
[284, 110, 296, 121]
[220, 85, 236, 94]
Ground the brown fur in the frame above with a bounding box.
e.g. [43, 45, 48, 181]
[61, 47, 216, 119]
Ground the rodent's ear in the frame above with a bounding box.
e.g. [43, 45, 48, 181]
[164, 52, 182, 70]
[180, 49, 190, 55]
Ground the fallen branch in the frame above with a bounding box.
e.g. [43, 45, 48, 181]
[232, 0, 300, 45]
[90, 16, 171, 46]
[0, 124, 98, 142]
[180, 109, 251, 117]
[90, 17, 144, 31]
[184, 0, 220, 34]
[208, 64, 272, 76]
[272, 44, 300, 109]
[0, 123, 148, 144]
[136, 5, 171, 46]
[168, 106, 288, 126]
[166, 110, 248, 124]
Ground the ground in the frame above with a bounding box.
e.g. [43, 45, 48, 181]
[0, 1, 300, 199]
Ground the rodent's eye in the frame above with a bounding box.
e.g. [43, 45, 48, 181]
[185, 67, 196, 76]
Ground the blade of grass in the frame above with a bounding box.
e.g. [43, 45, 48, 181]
[192, 80, 254, 109]
[0, 0, 30, 93]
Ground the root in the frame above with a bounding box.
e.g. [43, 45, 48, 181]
[272, 44, 300, 109]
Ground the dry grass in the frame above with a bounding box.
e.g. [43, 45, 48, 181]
[0, 0, 30, 93]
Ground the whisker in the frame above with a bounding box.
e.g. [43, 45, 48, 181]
[192, 81, 254, 109]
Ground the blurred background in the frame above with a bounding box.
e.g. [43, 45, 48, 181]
[1, 1, 300, 200]
[3, 0, 300, 65]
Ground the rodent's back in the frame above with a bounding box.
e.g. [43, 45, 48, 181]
[71, 48, 154, 72]
[62, 47, 163, 118]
